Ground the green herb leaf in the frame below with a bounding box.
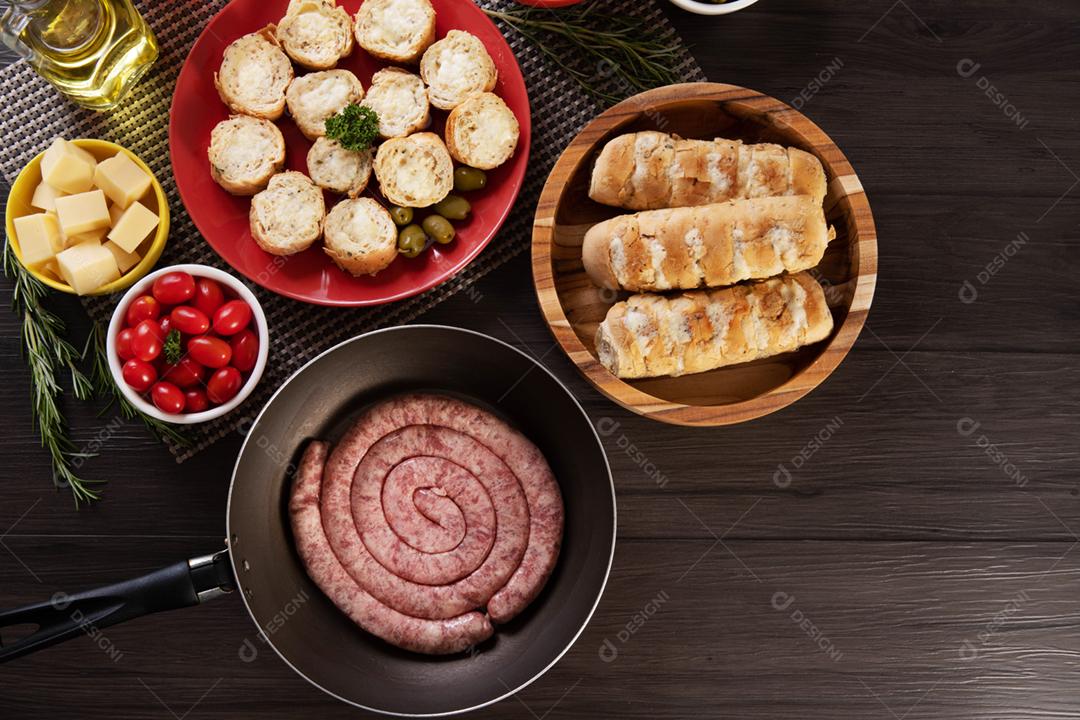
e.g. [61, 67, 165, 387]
[164, 329, 182, 365]
[324, 103, 380, 152]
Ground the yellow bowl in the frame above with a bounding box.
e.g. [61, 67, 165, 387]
[5, 138, 170, 295]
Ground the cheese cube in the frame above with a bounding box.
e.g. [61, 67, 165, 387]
[108, 203, 124, 226]
[94, 153, 152, 209]
[64, 226, 109, 247]
[40, 138, 95, 194]
[55, 242, 120, 295]
[30, 181, 66, 212]
[53, 189, 110, 237]
[14, 213, 63, 267]
[107, 200, 158, 253]
[104, 241, 140, 273]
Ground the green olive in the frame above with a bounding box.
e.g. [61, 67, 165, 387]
[453, 166, 488, 193]
[422, 215, 456, 244]
[397, 224, 428, 258]
[433, 194, 471, 221]
[389, 205, 414, 226]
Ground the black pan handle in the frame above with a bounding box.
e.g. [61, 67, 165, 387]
[0, 550, 233, 662]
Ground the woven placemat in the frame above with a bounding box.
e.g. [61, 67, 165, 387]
[0, 0, 703, 461]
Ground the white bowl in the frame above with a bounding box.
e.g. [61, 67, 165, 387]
[106, 263, 269, 424]
[669, 0, 760, 15]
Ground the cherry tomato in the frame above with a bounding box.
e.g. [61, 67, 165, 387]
[132, 319, 164, 362]
[162, 357, 205, 388]
[158, 315, 173, 336]
[229, 329, 259, 373]
[187, 336, 232, 368]
[121, 359, 157, 393]
[150, 381, 185, 414]
[193, 278, 225, 317]
[152, 271, 195, 305]
[184, 388, 210, 413]
[170, 306, 210, 335]
[212, 300, 252, 336]
[125, 295, 160, 328]
[206, 366, 243, 405]
[116, 328, 136, 361]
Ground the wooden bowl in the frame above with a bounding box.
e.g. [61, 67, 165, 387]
[532, 82, 877, 426]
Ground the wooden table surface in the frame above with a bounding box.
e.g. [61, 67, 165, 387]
[2, 1, 1078, 717]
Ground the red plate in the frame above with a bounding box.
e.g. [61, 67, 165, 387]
[170, 0, 531, 306]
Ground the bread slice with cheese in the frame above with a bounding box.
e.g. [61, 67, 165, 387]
[445, 92, 519, 170]
[589, 131, 828, 211]
[215, 25, 294, 120]
[285, 69, 365, 141]
[249, 171, 326, 255]
[582, 196, 834, 292]
[361, 67, 430, 139]
[419, 30, 498, 110]
[277, 0, 354, 70]
[373, 132, 453, 208]
[307, 136, 373, 197]
[353, 0, 436, 64]
[208, 115, 286, 195]
[596, 272, 834, 379]
[323, 198, 398, 276]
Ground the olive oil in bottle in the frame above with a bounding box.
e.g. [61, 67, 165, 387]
[0, 0, 158, 112]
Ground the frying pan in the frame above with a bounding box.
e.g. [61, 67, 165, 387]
[0, 325, 616, 716]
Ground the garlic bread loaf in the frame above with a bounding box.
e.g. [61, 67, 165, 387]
[361, 67, 430, 139]
[582, 195, 834, 292]
[596, 272, 834, 379]
[215, 25, 293, 120]
[250, 171, 326, 255]
[445, 92, 519, 170]
[420, 30, 497, 110]
[285, 69, 365, 141]
[208, 115, 286, 196]
[373, 132, 453, 208]
[277, 0, 354, 70]
[589, 131, 827, 211]
[307, 137, 373, 197]
[323, 198, 398, 276]
[354, 0, 436, 64]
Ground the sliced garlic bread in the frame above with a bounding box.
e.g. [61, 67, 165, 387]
[208, 115, 286, 196]
[353, 0, 436, 64]
[323, 198, 398, 276]
[307, 137, 373, 197]
[285, 69, 365, 141]
[277, 0, 354, 70]
[249, 171, 326, 255]
[214, 25, 293, 120]
[419, 30, 498, 110]
[361, 67, 430, 139]
[445, 92, 519, 170]
[373, 132, 453, 208]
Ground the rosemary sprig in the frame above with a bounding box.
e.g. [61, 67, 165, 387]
[484, 5, 684, 106]
[3, 240, 101, 504]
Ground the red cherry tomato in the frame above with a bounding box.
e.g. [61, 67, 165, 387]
[116, 328, 136, 361]
[150, 381, 185, 414]
[229, 329, 259, 373]
[125, 295, 160, 328]
[162, 357, 205, 389]
[187, 336, 232, 368]
[170, 306, 210, 335]
[158, 315, 173, 336]
[207, 366, 243, 405]
[152, 271, 195, 305]
[212, 300, 252, 336]
[184, 388, 210, 413]
[193, 278, 225, 317]
[121, 359, 157, 393]
[131, 319, 164, 362]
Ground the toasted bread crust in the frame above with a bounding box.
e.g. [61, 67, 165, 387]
[249, 171, 326, 255]
[277, 0, 354, 70]
[307, 137, 373, 197]
[373, 132, 453, 208]
[214, 25, 293, 120]
[208, 115, 286, 196]
[323, 198, 398, 276]
[419, 30, 497, 110]
[353, 0, 436, 64]
[444, 92, 519, 170]
[285, 69, 365, 141]
[361, 67, 430, 139]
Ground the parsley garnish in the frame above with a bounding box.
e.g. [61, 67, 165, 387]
[324, 103, 380, 152]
